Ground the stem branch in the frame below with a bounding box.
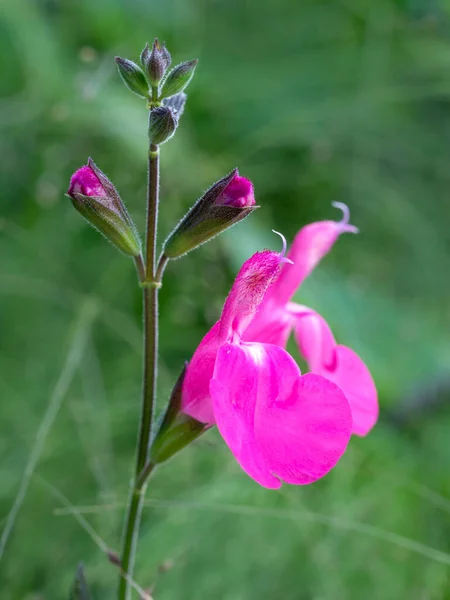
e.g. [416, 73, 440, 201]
[133, 254, 146, 283]
[155, 253, 169, 284]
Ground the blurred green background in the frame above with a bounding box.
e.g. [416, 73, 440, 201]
[2, 0, 450, 598]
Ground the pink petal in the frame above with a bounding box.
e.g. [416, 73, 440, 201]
[183, 247, 291, 424]
[293, 309, 378, 436]
[219, 250, 283, 344]
[210, 346, 280, 489]
[291, 303, 336, 368]
[328, 346, 378, 437]
[242, 302, 292, 347]
[265, 205, 358, 307]
[219, 174, 256, 208]
[68, 165, 107, 198]
[210, 341, 352, 488]
[182, 322, 220, 425]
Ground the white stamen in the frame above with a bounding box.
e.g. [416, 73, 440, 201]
[272, 229, 294, 264]
[332, 201, 350, 224]
[331, 201, 359, 234]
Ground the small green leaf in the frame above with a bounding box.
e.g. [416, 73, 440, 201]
[115, 57, 149, 98]
[160, 60, 197, 99]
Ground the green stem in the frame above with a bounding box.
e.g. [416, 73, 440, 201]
[155, 253, 169, 284]
[118, 141, 161, 600]
[133, 254, 146, 283]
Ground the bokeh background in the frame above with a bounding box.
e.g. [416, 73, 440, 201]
[2, 0, 450, 598]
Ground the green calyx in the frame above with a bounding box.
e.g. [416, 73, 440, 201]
[150, 414, 206, 464]
[148, 106, 179, 145]
[70, 194, 141, 257]
[115, 57, 149, 98]
[164, 205, 257, 258]
[150, 363, 208, 464]
[160, 60, 198, 100]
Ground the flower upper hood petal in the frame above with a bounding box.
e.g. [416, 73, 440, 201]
[264, 203, 358, 307]
[219, 248, 288, 344]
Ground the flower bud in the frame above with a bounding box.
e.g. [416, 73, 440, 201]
[163, 170, 258, 258]
[67, 159, 141, 257]
[140, 39, 171, 86]
[148, 106, 179, 145]
[160, 59, 197, 100]
[150, 364, 207, 464]
[114, 57, 149, 98]
[70, 563, 91, 600]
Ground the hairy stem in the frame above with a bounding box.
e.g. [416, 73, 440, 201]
[155, 253, 169, 283]
[133, 254, 146, 283]
[118, 142, 161, 600]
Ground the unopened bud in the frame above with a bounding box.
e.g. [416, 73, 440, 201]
[150, 364, 208, 464]
[141, 39, 171, 86]
[115, 57, 149, 98]
[67, 159, 141, 257]
[163, 170, 258, 258]
[160, 60, 197, 100]
[70, 562, 91, 600]
[106, 550, 122, 568]
[148, 106, 178, 145]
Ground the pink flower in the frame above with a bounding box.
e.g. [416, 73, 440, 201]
[244, 203, 378, 436]
[68, 165, 107, 199]
[218, 175, 256, 208]
[182, 240, 353, 488]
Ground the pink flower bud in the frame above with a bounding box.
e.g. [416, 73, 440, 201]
[66, 159, 141, 257]
[68, 165, 107, 199]
[218, 175, 255, 208]
[163, 169, 258, 259]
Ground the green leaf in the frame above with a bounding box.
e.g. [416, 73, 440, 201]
[115, 57, 149, 98]
[160, 60, 198, 99]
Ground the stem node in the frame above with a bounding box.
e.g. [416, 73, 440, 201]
[140, 280, 162, 289]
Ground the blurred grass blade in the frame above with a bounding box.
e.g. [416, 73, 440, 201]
[0, 301, 98, 562]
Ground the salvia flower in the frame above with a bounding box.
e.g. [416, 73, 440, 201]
[163, 169, 258, 259]
[182, 236, 353, 488]
[244, 203, 378, 436]
[67, 159, 141, 257]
